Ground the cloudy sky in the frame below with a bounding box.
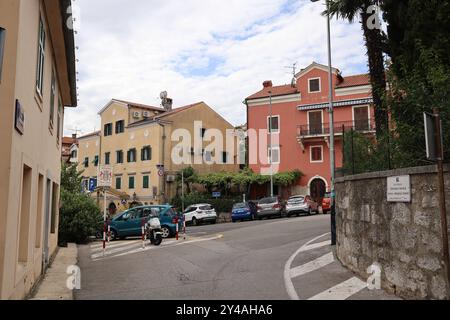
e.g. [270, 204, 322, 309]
[64, 0, 368, 136]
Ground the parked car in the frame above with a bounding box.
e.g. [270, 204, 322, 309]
[322, 192, 331, 214]
[231, 202, 258, 223]
[256, 197, 286, 220]
[183, 204, 217, 226]
[107, 205, 183, 240]
[286, 195, 319, 217]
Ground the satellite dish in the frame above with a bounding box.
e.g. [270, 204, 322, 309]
[160, 91, 168, 99]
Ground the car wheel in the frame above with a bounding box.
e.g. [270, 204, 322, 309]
[110, 229, 118, 241]
[308, 208, 312, 216]
[161, 226, 171, 239]
[211, 219, 217, 225]
[192, 217, 199, 226]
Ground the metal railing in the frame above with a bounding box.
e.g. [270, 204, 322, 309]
[297, 120, 376, 138]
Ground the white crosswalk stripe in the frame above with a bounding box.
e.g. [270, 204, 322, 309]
[284, 233, 368, 300]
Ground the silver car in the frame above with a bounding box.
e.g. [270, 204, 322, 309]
[256, 197, 286, 220]
[286, 195, 318, 217]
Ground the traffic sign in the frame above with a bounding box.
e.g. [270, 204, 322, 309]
[98, 165, 113, 187]
[158, 169, 165, 177]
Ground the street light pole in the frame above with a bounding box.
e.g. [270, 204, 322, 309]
[312, 0, 336, 245]
[269, 91, 274, 198]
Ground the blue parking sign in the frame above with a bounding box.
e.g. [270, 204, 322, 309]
[89, 178, 97, 192]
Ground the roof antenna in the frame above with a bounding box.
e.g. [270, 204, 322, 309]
[285, 62, 297, 88]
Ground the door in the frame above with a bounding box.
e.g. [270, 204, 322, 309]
[310, 179, 326, 203]
[43, 179, 51, 271]
[354, 106, 369, 131]
[309, 111, 323, 135]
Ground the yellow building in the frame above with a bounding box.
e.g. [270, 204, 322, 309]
[77, 99, 239, 207]
[0, 0, 77, 299]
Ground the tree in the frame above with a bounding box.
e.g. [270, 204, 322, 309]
[381, 0, 450, 165]
[59, 163, 102, 245]
[176, 166, 198, 194]
[325, 0, 388, 136]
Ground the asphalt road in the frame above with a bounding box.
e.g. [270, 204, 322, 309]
[75, 215, 398, 300]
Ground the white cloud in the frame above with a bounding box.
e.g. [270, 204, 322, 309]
[64, 0, 367, 136]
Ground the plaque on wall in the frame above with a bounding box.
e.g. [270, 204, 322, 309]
[15, 99, 24, 135]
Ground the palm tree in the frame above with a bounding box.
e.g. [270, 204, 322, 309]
[324, 0, 388, 137]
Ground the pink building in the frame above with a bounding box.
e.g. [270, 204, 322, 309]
[245, 62, 375, 200]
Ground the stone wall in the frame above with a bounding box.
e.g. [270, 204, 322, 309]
[335, 165, 450, 300]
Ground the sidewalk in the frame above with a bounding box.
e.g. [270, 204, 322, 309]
[30, 244, 78, 300]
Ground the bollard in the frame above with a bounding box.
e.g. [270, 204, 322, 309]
[102, 221, 106, 257]
[183, 218, 186, 240]
[176, 219, 179, 241]
[107, 223, 111, 244]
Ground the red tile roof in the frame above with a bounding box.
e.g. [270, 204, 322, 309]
[62, 137, 77, 145]
[336, 74, 370, 88]
[155, 102, 204, 119]
[246, 85, 299, 100]
[113, 99, 165, 112]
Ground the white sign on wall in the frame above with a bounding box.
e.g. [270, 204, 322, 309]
[98, 165, 113, 187]
[387, 175, 411, 202]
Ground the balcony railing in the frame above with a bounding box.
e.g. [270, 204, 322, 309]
[297, 120, 376, 138]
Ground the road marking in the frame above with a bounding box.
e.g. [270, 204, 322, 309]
[90, 240, 139, 253]
[92, 234, 224, 262]
[290, 252, 334, 279]
[90, 240, 136, 249]
[299, 240, 330, 253]
[308, 277, 367, 300]
[284, 233, 330, 300]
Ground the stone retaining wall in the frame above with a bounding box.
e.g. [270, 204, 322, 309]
[335, 165, 450, 299]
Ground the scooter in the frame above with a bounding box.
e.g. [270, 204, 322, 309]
[146, 216, 163, 246]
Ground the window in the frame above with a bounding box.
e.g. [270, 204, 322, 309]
[84, 157, 89, 168]
[353, 106, 370, 131]
[200, 128, 207, 138]
[51, 183, 59, 234]
[18, 165, 32, 263]
[104, 123, 113, 136]
[105, 152, 111, 165]
[268, 146, 280, 164]
[310, 146, 323, 163]
[309, 78, 321, 93]
[115, 120, 125, 134]
[141, 146, 152, 161]
[129, 176, 135, 189]
[308, 110, 323, 135]
[143, 175, 149, 189]
[127, 149, 137, 163]
[222, 152, 229, 164]
[35, 174, 44, 249]
[0, 27, 5, 82]
[267, 116, 280, 133]
[94, 155, 99, 167]
[49, 71, 55, 127]
[36, 18, 45, 95]
[71, 150, 77, 159]
[116, 150, 124, 164]
[115, 177, 122, 190]
[56, 99, 62, 144]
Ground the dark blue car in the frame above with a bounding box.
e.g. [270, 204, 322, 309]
[231, 202, 257, 223]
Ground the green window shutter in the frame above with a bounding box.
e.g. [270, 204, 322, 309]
[127, 150, 130, 163]
[129, 176, 135, 189]
[149, 146, 152, 160]
[116, 177, 121, 190]
[141, 148, 144, 161]
[143, 176, 149, 189]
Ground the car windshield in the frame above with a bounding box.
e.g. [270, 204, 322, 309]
[258, 197, 277, 204]
[199, 205, 212, 211]
[289, 196, 304, 202]
[233, 203, 247, 209]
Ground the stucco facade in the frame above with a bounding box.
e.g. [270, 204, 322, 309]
[77, 100, 239, 207]
[245, 62, 375, 200]
[0, 0, 77, 299]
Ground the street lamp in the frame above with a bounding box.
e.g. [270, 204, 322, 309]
[311, 0, 336, 245]
[269, 90, 274, 198]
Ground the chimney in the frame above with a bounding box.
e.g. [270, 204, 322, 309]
[72, 133, 77, 140]
[263, 80, 273, 88]
[163, 98, 173, 111]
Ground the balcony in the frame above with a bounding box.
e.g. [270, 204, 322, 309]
[296, 120, 376, 150]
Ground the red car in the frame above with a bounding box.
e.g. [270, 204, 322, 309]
[321, 192, 331, 214]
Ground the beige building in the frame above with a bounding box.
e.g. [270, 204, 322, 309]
[0, 0, 77, 299]
[77, 99, 239, 206]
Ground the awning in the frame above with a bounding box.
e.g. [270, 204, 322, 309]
[297, 98, 374, 111]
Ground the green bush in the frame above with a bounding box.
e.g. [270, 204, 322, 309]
[59, 189, 103, 245]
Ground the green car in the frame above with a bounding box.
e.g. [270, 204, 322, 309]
[108, 205, 182, 240]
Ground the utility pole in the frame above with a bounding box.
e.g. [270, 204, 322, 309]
[269, 90, 274, 198]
